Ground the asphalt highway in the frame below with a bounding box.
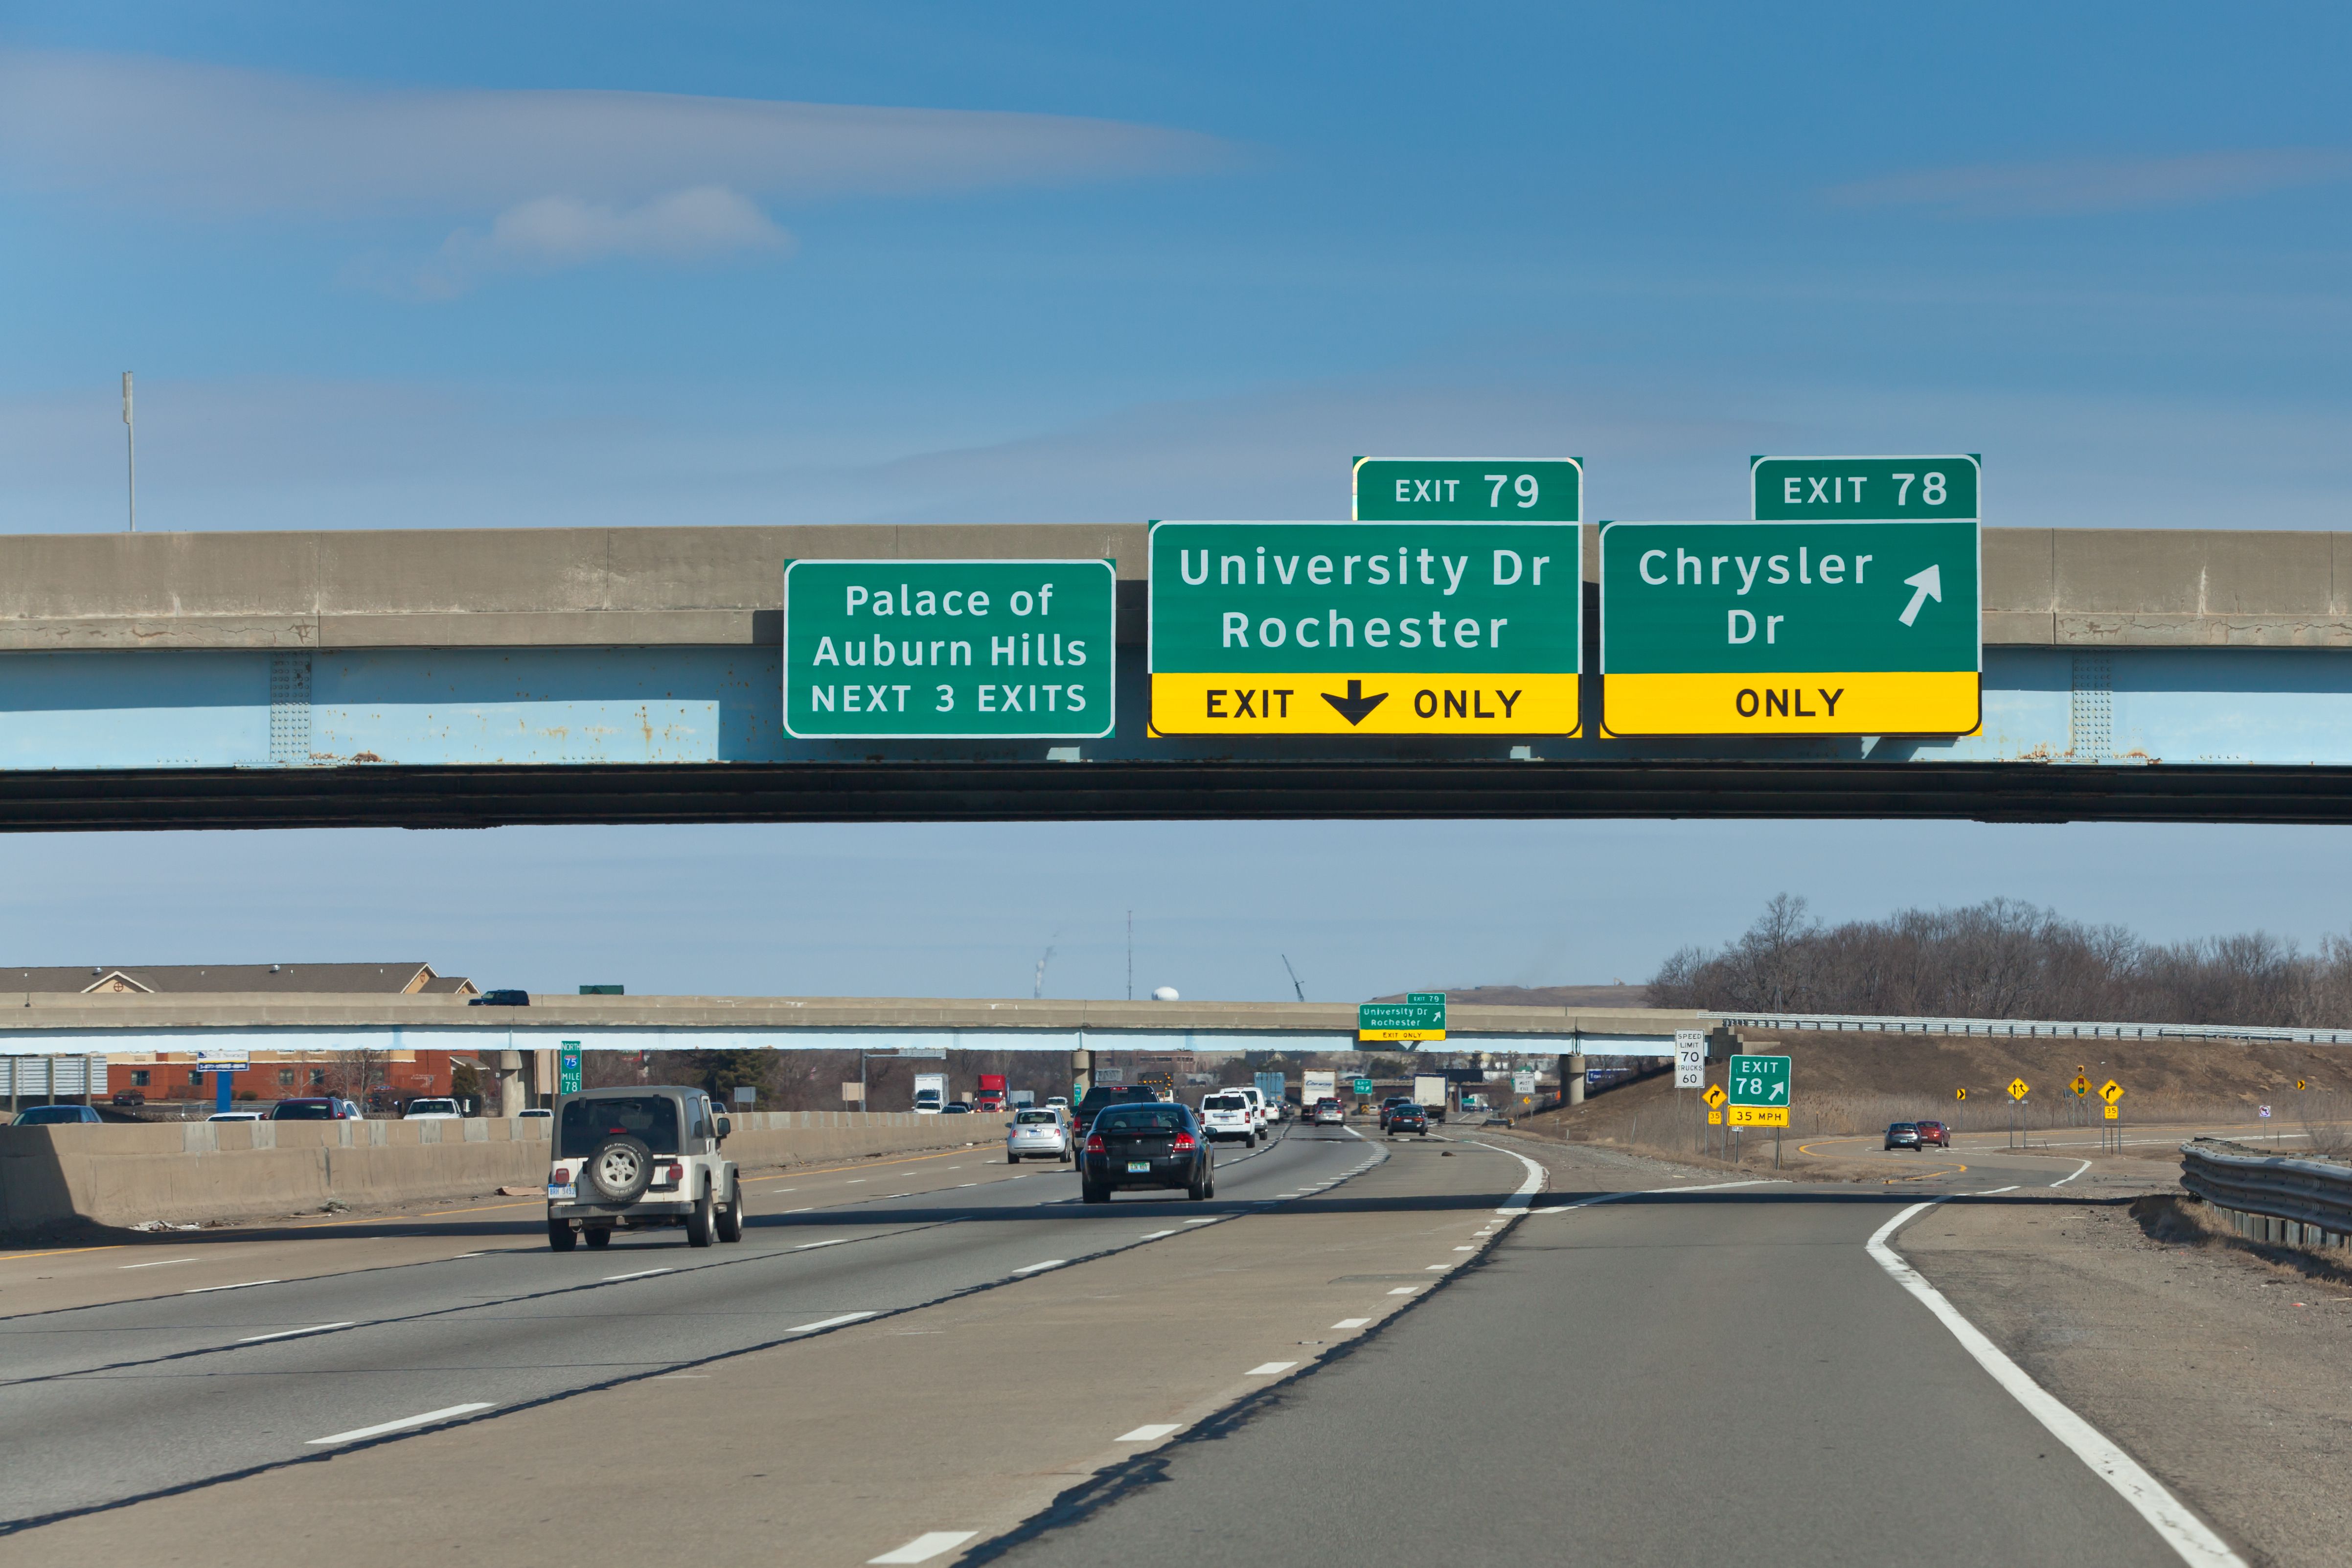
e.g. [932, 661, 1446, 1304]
[0, 1120, 1370, 1531]
[993, 1142, 2223, 1568]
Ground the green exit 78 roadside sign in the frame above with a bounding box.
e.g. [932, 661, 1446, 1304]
[1728, 1055, 1789, 1108]
[783, 559, 1116, 739]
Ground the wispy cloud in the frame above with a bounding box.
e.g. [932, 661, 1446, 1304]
[0, 48, 1225, 290]
[1827, 149, 2352, 217]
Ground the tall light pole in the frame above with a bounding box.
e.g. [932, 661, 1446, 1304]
[121, 372, 136, 532]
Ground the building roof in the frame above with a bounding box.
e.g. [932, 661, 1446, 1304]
[0, 964, 477, 996]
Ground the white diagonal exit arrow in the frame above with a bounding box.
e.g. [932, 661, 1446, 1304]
[1898, 564, 1942, 626]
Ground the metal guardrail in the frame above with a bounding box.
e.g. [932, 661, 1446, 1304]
[1715, 1011, 2352, 1045]
[2178, 1137, 2352, 1249]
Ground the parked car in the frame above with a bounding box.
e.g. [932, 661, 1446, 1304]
[545, 1085, 743, 1251]
[1197, 1092, 1258, 1147]
[1309, 1098, 1346, 1127]
[207, 1110, 267, 1122]
[468, 989, 530, 1007]
[271, 1097, 356, 1120]
[403, 1098, 464, 1120]
[1005, 1107, 1073, 1163]
[1914, 1119, 1951, 1148]
[11, 1104, 102, 1126]
[1885, 1122, 1923, 1151]
[111, 1090, 146, 1107]
[1079, 1101, 1214, 1203]
[1386, 1104, 1430, 1137]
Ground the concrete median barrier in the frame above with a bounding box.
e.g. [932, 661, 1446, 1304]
[0, 1110, 1006, 1235]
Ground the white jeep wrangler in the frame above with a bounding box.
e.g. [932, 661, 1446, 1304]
[545, 1085, 745, 1251]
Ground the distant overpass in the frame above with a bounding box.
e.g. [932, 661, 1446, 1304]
[5, 524, 2352, 825]
[0, 992, 1700, 1059]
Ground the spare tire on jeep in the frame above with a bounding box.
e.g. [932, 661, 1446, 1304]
[583, 1134, 655, 1204]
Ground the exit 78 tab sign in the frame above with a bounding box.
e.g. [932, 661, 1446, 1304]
[1147, 521, 1581, 735]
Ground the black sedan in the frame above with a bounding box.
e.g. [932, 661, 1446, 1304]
[1386, 1104, 1431, 1137]
[1080, 1102, 1214, 1202]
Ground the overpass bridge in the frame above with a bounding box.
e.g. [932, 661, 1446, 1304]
[3, 523, 2352, 825]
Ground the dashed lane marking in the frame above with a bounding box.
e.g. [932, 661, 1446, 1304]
[1011, 1260, 1068, 1275]
[120, 1257, 197, 1270]
[1117, 1424, 1181, 1442]
[237, 1322, 355, 1343]
[601, 1268, 674, 1282]
[1332, 1317, 1370, 1329]
[182, 1279, 280, 1294]
[792, 1239, 849, 1251]
[307, 1402, 494, 1446]
[869, 1532, 978, 1565]
[788, 1312, 877, 1333]
[1247, 1361, 1298, 1375]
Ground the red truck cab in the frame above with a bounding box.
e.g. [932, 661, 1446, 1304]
[974, 1074, 1008, 1113]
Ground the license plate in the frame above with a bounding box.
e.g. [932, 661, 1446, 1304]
[546, 1183, 576, 1199]
[1126, 1160, 1151, 1173]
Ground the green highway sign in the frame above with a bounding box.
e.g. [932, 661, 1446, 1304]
[1753, 455, 1980, 521]
[1353, 457, 1582, 523]
[1359, 991, 1446, 1041]
[558, 1043, 583, 1095]
[1598, 520, 1980, 737]
[1147, 522, 1581, 735]
[783, 559, 1116, 739]
[1727, 1053, 1791, 1126]
[1353, 1078, 1376, 1094]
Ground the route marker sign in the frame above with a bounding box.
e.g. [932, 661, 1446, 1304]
[2008, 1077, 2031, 1101]
[1752, 455, 1981, 522]
[1147, 522, 1582, 735]
[1599, 519, 1980, 736]
[1727, 1054, 1791, 1126]
[1702, 1084, 1727, 1109]
[558, 1043, 583, 1095]
[1359, 992, 1446, 1042]
[2100, 1079, 2124, 1104]
[1352, 457, 1583, 523]
[782, 559, 1116, 739]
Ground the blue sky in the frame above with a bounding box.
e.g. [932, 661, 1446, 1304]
[4, 3, 2352, 998]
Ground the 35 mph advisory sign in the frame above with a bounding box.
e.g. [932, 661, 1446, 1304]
[783, 559, 1116, 739]
[1147, 521, 1581, 735]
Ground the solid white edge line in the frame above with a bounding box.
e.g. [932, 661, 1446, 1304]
[867, 1530, 979, 1564]
[2052, 1159, 2094, 1186]
[1011, 1259, 1067, 1274]
[236, 1321, 355, 1343]
[182, 1279, 280, 1294]
[1116, 1423, 1181, 1442]
[787, 1311, 877, 1333]
[1866, 1203, 2244, 1567]
[1464, 1139, 1549, 1214]
[119, 1257, 197, 1270]
[306, 1401, 494, 1446]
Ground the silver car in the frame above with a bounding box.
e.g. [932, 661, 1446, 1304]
[1005, 1107, 1073, 1163]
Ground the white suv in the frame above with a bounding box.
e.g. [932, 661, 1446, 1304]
[545, 1086, 744, 1251]
[1234, 1085, 1272, 1138]
[1198, 1092, 1258, 1147]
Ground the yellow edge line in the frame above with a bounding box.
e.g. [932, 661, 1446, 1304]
[0, 1244, 125, 1265]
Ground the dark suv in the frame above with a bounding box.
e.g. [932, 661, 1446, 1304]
[271, 1097, 355, 1120]
[1080, 1101, 1214, 1203]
